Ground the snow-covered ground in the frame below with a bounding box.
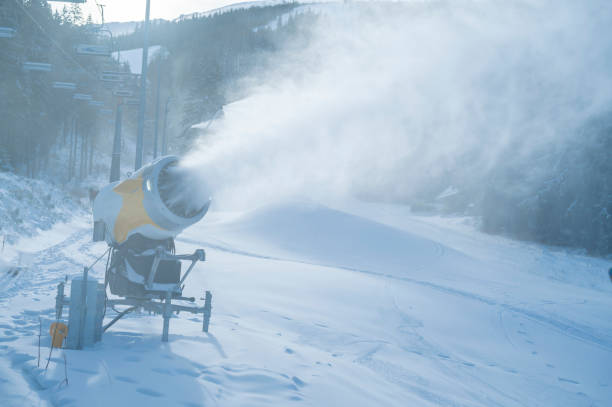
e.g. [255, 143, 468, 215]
[0, 199, 611, 406]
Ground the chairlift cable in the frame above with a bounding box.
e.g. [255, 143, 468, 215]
[94, 1, 105, 27]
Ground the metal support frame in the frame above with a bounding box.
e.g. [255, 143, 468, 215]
[145, 247, 163, 289]
[143, 248, 205, 291]
[203, 291, 212, 333]
[56, 283, 212, 343]
[162, 291, 172, 342]
[104, 292, 211, 341]
[55, 247, 211, 344]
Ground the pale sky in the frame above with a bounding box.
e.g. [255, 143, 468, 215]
[50, 0, 251, 23]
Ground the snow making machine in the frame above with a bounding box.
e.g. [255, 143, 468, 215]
[55, 156, 212, 347]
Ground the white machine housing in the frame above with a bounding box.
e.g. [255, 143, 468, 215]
[93, 155, 210, 246]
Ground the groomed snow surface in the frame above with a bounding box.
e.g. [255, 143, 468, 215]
[1, 199, 611, 406]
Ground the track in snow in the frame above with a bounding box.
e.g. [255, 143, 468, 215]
[0, 203, 611, 407]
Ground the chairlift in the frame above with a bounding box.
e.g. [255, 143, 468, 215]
[22, 62, 52, 72]
[23, 39, 53, 73]
[52, 81, 77, 90]
[100, 72, 124, 82]
[0, 4, 17, 39]
[100, 71, 137, 83]
[73, 93, 93, 101]
[0, 26, 15, 38]
[103, 70, 137, 77]
[76, 44, 111, 57]
[76, 26, 114, 57]
[113, 89, 134, 97]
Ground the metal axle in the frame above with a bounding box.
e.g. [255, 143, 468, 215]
[57, 284, 213, 343]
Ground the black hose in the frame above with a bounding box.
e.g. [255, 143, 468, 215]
[86, 247, 111, 273]
[102, 305, 138, 332]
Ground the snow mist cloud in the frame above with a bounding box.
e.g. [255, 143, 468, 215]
[182, 0, 612, 210]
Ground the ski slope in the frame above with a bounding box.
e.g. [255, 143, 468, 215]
[0, 200, 611, 406]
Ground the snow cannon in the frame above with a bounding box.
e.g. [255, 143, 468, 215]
[93, 155, 211, 245]
[57, 156, 215, 345]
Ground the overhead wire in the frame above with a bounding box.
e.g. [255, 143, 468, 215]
[94, 0, 105, 26]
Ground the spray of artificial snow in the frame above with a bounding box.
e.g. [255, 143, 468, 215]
[180, 0, 612, 210]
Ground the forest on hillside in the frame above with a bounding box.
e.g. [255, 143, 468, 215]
[0, 0, 117, 179]
[117, 3, 314, 143]
[0, 1, 610, 256]
[0, 1, 311, 181]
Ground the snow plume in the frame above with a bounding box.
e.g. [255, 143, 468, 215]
[158, 163, 212, 218]
[182, 0, 612, 210]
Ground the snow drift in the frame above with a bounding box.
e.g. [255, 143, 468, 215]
[203, 200, 477, 279]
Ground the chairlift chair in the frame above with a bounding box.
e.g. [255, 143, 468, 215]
[52, 81, 77, 90]
[73, 93, 93, 101]
[76, 26, 114, 57]
[124, 98, 140, 107]
[113, 89, 134, 98]
[100, 72, 124, 82]
[0, 26, 16, 38]
[23, 40, 52, 72]
[0, 4, 17, 39]
[22, 61, 52, 72]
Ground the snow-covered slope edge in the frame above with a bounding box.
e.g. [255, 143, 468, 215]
[0, 172, 84, 247]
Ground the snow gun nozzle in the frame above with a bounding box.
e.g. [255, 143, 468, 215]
[93, 156, 211, 245]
